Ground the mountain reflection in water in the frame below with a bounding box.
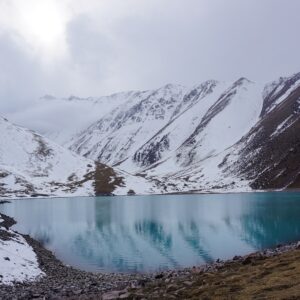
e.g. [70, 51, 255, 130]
[1, 192, 300, 273]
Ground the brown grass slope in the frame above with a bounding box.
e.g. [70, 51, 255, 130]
[127, 249, 300, 299]
[55, 162, 125, 196]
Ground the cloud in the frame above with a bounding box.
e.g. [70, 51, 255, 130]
[0, 0, 300, 116]
[66, 14, 117, 89]
[0, 32, 42, 112]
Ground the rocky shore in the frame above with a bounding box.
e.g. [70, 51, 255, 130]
[1, 212, 300, 299]
[0, 213, 154, 299]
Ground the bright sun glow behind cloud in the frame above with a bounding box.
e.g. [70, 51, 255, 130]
[0, 0, 300, 113]
[0, 0, 69, 59]
[19, 2, 65, 46]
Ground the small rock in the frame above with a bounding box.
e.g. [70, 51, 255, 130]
[233, 255, 242, 261]
[166, 284, 177, 292]
[183, 281, 193, 286]
[73, 289, 82, 295]
[119, 292, 130, 299]
[102, 291, 120, 300]
[155, 273, 164, 279]
[32, 294, 41, 298]
[242, 256, 253, 265]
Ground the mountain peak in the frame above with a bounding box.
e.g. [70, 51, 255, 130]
[236, 77, 253, 85]
[3, 71, 300, 196]
[158, 83, 186, 91]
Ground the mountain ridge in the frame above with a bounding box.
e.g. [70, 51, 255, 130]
[2, 72, 300, 197]
[0, 116, 153, 198]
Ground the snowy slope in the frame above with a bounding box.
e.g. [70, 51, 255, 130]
[222, 72, 300, 190]
[7, 92, 142, 146]
[261, 72, 300, 117]
[131, 80, 224, 170]
[158, 74, 300, 192]
[0, 215, 44, 285]
[176, 78, 263, 167]
[4, 72, 300, 195]
[130, 78, 263, 193]
[0, 117, 153, 198]
[67, 78, 263, 185]
[131, 79, 262, 172]
[66, 73, 300, 193]
[69, 84, 187, 165]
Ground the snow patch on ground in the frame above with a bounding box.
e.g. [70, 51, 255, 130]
[270, 116, 293, 138]
[0, 226, 44, 285]
[263, 74, 300, 115]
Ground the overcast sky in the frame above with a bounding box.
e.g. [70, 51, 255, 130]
[1, 0, 300, 113]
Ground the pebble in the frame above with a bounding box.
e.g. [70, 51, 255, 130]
[183, 281, 193, 286]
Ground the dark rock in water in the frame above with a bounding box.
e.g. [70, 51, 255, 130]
[96, 192, 115, 196]
[0, 213, 16, 230]
[0, 200, 11, 205]
[30, 193, 49, 198]
[233, 255, 242, 261]
[127, 189, 136, 196]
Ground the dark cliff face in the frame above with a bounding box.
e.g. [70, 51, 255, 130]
[132, 81, 218, 168]
[67, 72, 300, 193]
[228, 83, 300, 190]
[260, 72, 300, 118]
[133, 135, 170, 167]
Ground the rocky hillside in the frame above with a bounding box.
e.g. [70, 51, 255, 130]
[0, 117, 153, 198]
[4, 72, 300, 195]
[66, 72, 300, 193]
[224, 73, 300, 190]
[69, 78, 263, 171]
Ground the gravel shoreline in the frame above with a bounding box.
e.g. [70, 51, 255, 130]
[0, 213, 154, 299]
[1, 212, 300, 299]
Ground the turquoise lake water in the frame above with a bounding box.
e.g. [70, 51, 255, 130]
[1, 192, 300, 273]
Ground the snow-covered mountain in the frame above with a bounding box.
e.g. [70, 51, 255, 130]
[0, 117, 153, 198]
[68, 78, 263, 170]
[7, 92, 140, 145]
[3, 72, 300, 196]
[66, 73, 300, 193]
[224, 73, 300, 190]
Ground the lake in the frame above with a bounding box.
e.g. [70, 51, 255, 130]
[1, 192, 300, 273]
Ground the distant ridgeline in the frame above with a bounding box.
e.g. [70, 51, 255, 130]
[1, 72, 300, 197]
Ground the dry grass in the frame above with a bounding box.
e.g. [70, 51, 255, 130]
[93, 162, 124, 195]
[128, 249, 300, 299]
[48, 162, 125, 195]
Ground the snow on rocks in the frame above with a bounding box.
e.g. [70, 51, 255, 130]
[2, 72, 300, 196]
[0, 216, 44, 285]
[0, 116, 154, 198]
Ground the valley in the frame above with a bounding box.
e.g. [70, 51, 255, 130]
[2, 72, 300, 197]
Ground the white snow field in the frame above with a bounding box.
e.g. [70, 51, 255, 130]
[0, 216, 44, 285]
[2, 72, 300, 196]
